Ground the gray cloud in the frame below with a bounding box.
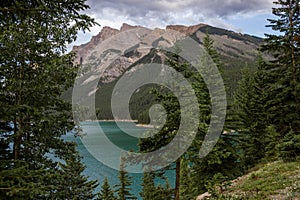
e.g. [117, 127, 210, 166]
[70, 0, 274, 48]
[87, 0, 273, 19]
[194, 0, 272, 17]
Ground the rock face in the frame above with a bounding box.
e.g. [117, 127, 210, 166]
[72, 26, 120, 64]
[71, 22, 263, 98]
[166, 23, 206, 35]
[72, 23, 211, 66]
[73, 23, 143, 65]
[120, 23, 140, 32]
[196, 192, 211, 200]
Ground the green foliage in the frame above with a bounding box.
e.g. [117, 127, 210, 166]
[231, 0, 300, 167]
[0, 122, 12, 161]
[262, 0, 300, 135]
[277, 129, 300, 161]
[155, 180, 174, 200]
[186, 33, 243, 197]
[264, 125, 281, 160]
[208, 2, 300, 198]
[138, 46, 197, 199]
[0, 0, 98, 198]
[189, 134, 243, 196]
[179, 158, 193, 200]
[205, 172, 231, 196]
[139, 33, 243, 199]
[209, 160, 300, 199]
[115, 160, 136, 200]
[56, 150, 98, 199]
[198, 25, 263, 44]
[233, 55, 269, 168]
[259, 0, 300, 161]
[0, 161, 53, 199]
[203, 32, 223, 70]
[140, 172, 173, 200]
[98, 177, 115, 200]
[140, 173, 156, 200]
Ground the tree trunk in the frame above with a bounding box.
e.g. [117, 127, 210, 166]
[13, 61, 24, 160]
[174, 158, 180, 200]
[13, 119, 22, 160]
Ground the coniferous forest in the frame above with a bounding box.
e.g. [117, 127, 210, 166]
[0, 0, 299, 199]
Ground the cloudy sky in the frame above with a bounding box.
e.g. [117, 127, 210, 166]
[72, 0, 276, 47]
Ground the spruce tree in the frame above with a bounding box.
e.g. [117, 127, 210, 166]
[233, 54, 269, 167]
[138, 47, 192, 200]
[115, 159, 136, 200]
[138, 33, 235, 200]
[56, 149, 98, 199]
[188, 33, 242, 197]
[140, 172, 174, 200]
[179, 158, 193, 200]
[189, 134, 242, 196]
[155, 179, 173, 200]
[98, 177, 115, 200]
[140, 172, 156, 200]
[262, 0, 300, 160]
[0, 0, 98, 198]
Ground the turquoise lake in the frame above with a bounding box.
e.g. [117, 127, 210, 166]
[63, 121, 174, 198]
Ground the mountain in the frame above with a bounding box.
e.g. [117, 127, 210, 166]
[71, 23, 264, 122]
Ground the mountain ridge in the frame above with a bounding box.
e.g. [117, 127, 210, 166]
[72, 22, 262, 53]
[72, 23, 263, 79]
[70, 22, 264, 121]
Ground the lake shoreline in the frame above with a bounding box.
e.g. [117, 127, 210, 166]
[86, 119, 138, 122]
[84, 120, 155, 128]
[135, 124, 155, 128]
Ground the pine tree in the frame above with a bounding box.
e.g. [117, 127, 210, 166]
[277, 129, 300, 161]
[189, 134, 242, 196]
[264, 125, 281, 160]
[138, 33, 236, 200]
[140, 172, 174, 200]
[115, 159, 136, 200]
[98, 177, 115, 200]
[187, 33, 242, 197]
[179, 158, 193, 200]
[203, 32, 223, 69]
[0, 0, 98, 198]
[138, 46, 193, 200]
[261, 0, 300, 160]
[156, 179, 173, 200]
[140, 172, 156, 200]
[56, 149, 98, 199]
[233, 54, 270, 167]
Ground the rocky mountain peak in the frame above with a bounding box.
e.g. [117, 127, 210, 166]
[72, 23, 207, 58]
[120, 23, 140, 32]
[166, 23, 207, 35]
[72, 22, 263, 86]
[72, 26, 120, 63]
[71, 22, 263, 102]
[91, 26, 119, 44]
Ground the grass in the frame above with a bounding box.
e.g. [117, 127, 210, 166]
[212, 160, 300, 199]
